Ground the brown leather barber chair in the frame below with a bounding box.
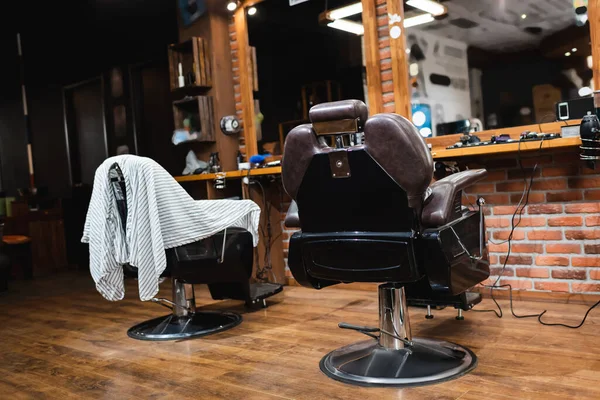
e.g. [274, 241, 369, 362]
[282, 100, 490, 387]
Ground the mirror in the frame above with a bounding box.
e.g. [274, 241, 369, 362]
[404, 0, 592, 136]
[246, 0, 369, 153]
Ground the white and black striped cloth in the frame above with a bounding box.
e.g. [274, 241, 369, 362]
[82, 155, 260, 301]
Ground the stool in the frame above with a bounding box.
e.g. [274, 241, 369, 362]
[3, 235, 33, 280]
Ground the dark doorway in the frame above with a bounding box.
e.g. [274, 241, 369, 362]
[64, 77, 108, 186]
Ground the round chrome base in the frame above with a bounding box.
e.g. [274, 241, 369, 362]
[320, 338, 477, 387]
[127, 311, 242, 341]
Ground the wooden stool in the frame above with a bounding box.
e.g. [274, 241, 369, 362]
[3, 235, 33, 279]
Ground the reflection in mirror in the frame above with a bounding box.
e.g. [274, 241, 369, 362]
[404, 0, 592, 137]
[246, 0, 367, 154]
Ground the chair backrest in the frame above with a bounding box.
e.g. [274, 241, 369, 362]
[282, 100, 434, 233]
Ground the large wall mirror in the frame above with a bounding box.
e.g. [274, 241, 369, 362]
[404, 0, 592, 137]
[244, 0, 369, 153]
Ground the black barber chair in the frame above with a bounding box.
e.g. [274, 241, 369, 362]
[108, 163, 282, 341]
[282, 100, 489, 387]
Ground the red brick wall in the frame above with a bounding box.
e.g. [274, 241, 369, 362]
[464, 150, 600, 294]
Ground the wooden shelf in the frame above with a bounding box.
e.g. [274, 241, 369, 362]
[169, 37, 212, 91]
[175, 166, 282, 183]
[172, 95, 215, 142]
[432, 136, 581, 160]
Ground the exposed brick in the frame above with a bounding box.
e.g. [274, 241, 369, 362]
[381, 70, 392, 81]
[488, 243, 508, 253]
[511, 192, 545, 204]
[499, 279, 532, 290]
[382, 92, 394, 103]
[507, 168, 541, 180]
[493, 206, 519, 215]
[534, 281, 569, 292]
[572, 257, 600, 267]
[572, 283, 600, 293]
[468, 183, 495, 194]
[282, 241, 289, 250]
[590, 270, 600, 280]
[512, 243, 543, 253]
[568, 177, 600, 189]
[485, 158, 517, 169]
[486, 217, 510, 228]
[490, 267, 514, 276]
[520, 155, 553, 168]
[547, 216, 582, 227]
[383, 103, 395, 113]
[528, 231, 562, 240]
[585, 216, 600, 226]
[485, 170, 507, 181]
[542, 166, 579, 177]
[584, 190, 600, 201]
[494, 230, 525, 241]
[482, 194, 510, 205]
[489, 255, 499, 265]
[553, 152, 580, 164]
[515, 217, 546, 227]
[536, 256, 569, 266]
[551, 269, 587, 280]
[381, 81, 393, 93]
[585, 244, 600, 254]
[379, 47, 391, 60]
[516, 267, 549, 278]
[546, 191, 583, 202]
[381, 59, 391, 71]
[377, 15, 388, 27]
[545, 244, 581, 254]
[496, 181, 526, 192]
[531, 179, 568, 191]
[527, 204, 562, 214]
[565, 203, 600, 213]
[565, 230, 600, 240]
[379, 38, 390, 49]
[499, 255, 533, 265]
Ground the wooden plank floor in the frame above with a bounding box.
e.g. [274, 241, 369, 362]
[1, 272, 600, 399]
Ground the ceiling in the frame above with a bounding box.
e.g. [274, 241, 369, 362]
[411, 0, 583, 51]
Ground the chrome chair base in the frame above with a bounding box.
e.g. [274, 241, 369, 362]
[320, 338, 477, 387]
[127, 311, 242, 341]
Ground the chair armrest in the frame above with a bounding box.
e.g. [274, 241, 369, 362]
[284, 201, 301, 228]
[422, 169, 487, 228]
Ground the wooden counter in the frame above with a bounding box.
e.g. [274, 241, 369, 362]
[431, 136, 581, 160]
[174, 166, 282, 182]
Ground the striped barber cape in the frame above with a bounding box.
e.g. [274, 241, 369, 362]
[82, 155, 261, 301]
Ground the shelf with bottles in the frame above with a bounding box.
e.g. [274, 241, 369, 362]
[168, 37, 212, 91]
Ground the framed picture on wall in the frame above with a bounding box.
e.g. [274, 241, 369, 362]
[179, 0, 206, 26]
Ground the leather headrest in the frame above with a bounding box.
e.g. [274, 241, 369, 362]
[309, 100, 368, 135]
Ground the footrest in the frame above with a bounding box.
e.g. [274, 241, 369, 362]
[249, 282, 283, 301]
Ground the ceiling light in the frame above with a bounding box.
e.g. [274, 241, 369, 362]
[226, 1, 237, 11]
[327, 19, 364, 35]
[521, 14, 527, 19]
[247, 6, 257, 16]
[328, 2, 363, 20]
[565, 51, 571, 56]
[572, 47, 578, 52]
[406, 0, 447, 16]
[404, 13, 435, 28]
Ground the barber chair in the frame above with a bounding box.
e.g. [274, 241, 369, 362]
[282, 100, 489, 387]
[108, 163, 282, 341]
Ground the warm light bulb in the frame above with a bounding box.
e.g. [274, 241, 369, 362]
[521, 14, 527, 19]
[565, 52, 571, 57]
[247, 6, 257, 16]
[572, 47, 578, 52]
[227, 1, 237, 11]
